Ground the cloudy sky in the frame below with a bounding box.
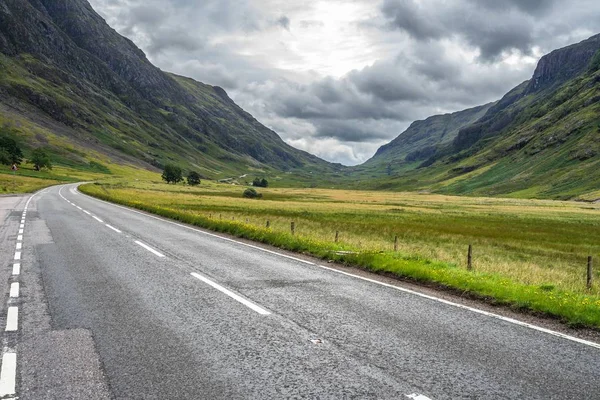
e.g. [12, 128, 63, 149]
[88, 0, 600, 165]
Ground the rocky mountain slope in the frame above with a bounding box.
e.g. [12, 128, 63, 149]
[361, 33, 600, 199]
[0, 0, 335, 177]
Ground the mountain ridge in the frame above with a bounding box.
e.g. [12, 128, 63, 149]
[0, 0, 336, 177]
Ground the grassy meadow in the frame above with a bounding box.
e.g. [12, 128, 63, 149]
[80, 178, 600, 329]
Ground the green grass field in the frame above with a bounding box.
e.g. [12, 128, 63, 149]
[80, 177, 600, 329]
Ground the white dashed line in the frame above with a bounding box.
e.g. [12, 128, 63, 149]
[92, 216, 103, 223]
[9, 283, 19, 298]
[11, 264, 20, 276]
[13, 252, 20, 261]
[18, 224, 23, 229]
[16, 236, 22, 242]
[134, 241, 165, 258]
[105, 224, 122, 233]
[191, 272, 271, 315]
[83, 210, 91, 215]
[0, 352, 16, 396]
[5, 307, 18, 331]
[406, 394, 433, 400]
[76, 206, 82, 210]
[18, 230, 23, 235]
[14, 243, 21, 251]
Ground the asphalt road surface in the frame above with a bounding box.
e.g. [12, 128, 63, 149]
[0, 184, 599, 399]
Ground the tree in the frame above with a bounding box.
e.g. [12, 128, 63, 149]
[30, 148, 52, 170]
[162, 164, 183, 184]
[253, 177, 268, 187]
[0, 135, 23, 165]
[187, 171, 201, 186]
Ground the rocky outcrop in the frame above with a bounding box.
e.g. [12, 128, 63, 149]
[526, 34, 600, 93]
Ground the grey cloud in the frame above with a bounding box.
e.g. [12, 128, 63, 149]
[472, 0, 556, 15]
[299, 20, 324, 29]
[312, 119, 396, 141]
[276, 15, 290, 30]
[146, 28, 203, 54]
[381, 0, 538, 60]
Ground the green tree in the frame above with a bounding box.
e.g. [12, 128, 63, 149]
[30, 148, 52, 170]
[162, 164, 183, 184]
[187, 171, 201, 186]
[0, 134, 23, 165]
[253, 177, 269, 187]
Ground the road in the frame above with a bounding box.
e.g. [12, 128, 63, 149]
[0, 184, 599, 399]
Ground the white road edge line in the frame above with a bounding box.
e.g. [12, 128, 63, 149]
[9, 283, 19, 298]
[5, 307, 18, 331]
[105, 224, 122, 233]
[315, 263, 600, 350]
[0, 352, 16, 396]
[191, 272, 271, 315]
[134, 241, 165, 258]
[11, 264, 20, 276]
[76, 185, 600, 350]
[92, 216, 103, 223]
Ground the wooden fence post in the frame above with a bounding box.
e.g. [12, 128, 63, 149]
[588, 256, 593, 289]
[266, 220, 270, 228]
[291, 221, 295, 235]
[335, 231, 339, 243]
[467, 244, 473, 270]
[394, 235, 398, 252]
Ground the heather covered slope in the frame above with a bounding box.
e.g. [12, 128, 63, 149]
[0, 0, 335, 177]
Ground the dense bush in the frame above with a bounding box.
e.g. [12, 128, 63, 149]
[243, 188, 262, 198]
[187, 171, 201, 186]
[252, 177, 268, 187]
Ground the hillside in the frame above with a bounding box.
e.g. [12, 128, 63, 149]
[361, 103, 493, 172]
[361, 33, 600, 200]
[0, 0, 335, 179]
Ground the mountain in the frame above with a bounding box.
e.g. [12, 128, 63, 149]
[362, 103, 493, 169]
[0, 0, 335, 178]
[362, 33, 600, 200]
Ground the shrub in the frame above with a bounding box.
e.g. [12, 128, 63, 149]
[243, 188, 262, 198]
[253, 177, 269, 187]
